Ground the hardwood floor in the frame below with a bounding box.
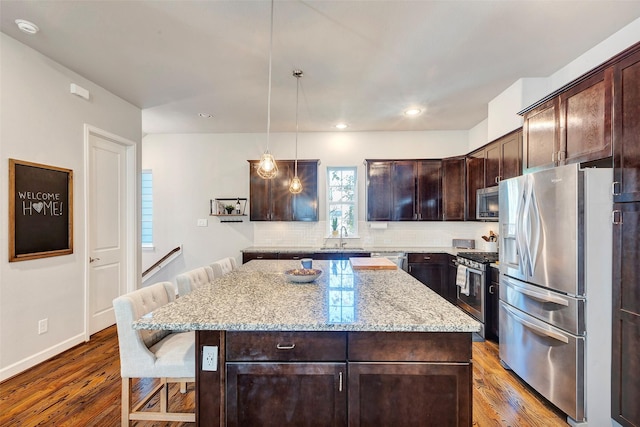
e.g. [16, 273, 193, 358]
[1, 326, 567, 426]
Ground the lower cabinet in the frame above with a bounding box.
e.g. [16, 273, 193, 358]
[215, 331, 472, 427]
[349, 362, 471, 426]
[486, 266, 500, 342]
[226, 363, 347, 427]
[408, 253, 449, 299]
[242, 251, 279, 263]
[446, 254, 458, 304]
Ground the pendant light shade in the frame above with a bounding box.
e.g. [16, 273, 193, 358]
[257, 0, 278, 179]
[289, 69, 303, 194]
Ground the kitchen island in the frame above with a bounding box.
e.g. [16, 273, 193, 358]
[135, 259, 480, 426]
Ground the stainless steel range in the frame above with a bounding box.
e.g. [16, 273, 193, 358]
[455, 251, 498, 339]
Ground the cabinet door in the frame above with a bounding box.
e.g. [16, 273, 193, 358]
[523, 98, 560, 173]
[501, 129, 522, 180]
[249, 160, 272, 221]
[392, 160, 417, 220]
[292, 161, 319, 221]
[614, 49, 640, 203]
[442, 157, 465, 221]
[226, 362, 347, 427]
[417, 160, 442, 220]
[485, 143, 501, 187]
[408, 253, 447, 297]
[465, 154, 484, 221]
[348, 362, 471, 427]
[270, 161, 293, 221]
[560, 69, 613, 165]
[366, 161, 393, 221]
[612, 202, 640, 426]
[487, 267, 500, 342]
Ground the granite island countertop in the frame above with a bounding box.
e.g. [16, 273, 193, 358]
[242, 246, 493, 255]
[134, 259, 481, 334]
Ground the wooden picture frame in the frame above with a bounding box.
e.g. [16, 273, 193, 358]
[9, 159, 73, 262]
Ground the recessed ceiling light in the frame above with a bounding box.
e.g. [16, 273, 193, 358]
[404, 108, 422, 116]
[335, 123, 348, 130]
[15, 19, 39, 35]
[198, 113, 213, 118]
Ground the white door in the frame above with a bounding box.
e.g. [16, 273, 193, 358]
[88, 132, 129, 334]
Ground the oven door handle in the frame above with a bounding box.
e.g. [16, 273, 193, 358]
[503, 304, 569, 344]
[507, 281, 569, 307]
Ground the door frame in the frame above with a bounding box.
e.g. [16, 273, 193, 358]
[83, 124, 138, 341]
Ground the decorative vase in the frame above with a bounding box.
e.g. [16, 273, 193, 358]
[225, 207, 234, 214]
[332, 230, 338, 236]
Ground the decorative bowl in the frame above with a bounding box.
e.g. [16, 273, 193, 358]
[284, 268, 322, 283]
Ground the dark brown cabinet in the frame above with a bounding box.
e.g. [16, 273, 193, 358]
[611, 45, 640, 427]
[613, 48, 640, 203]
[485, 129, 523, 186]
[408, 253, 448, 298]
[365, 161, 392, 221]
[366, 160, 442, 221]
[249, 160, 318, 221]
[446, 254, 458, 304]
[612, 202, 640, 427]
[559, 70, 613, 165]
[522, 98, 560, 173]
[347, 332, 472, 427]
[242, 251, 279, 263]
[442, 157, 466, 221]
[465, 152, 485, 221]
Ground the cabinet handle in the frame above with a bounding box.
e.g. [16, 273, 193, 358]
[559, 151, 566, 161]
[408, 265, 412, 273]
[423, 256, 431, 260]
[495, 176, 500, 184]
[256, 256, 264, 259]
[338, 371, 343, 392]
[292, 256, 300, 260]
[276, 343, 296, 350]
[488, 285, 495, 295]
[552, 152, 555, 163]
[612, 181, 621, 196]
[612, 210, 623, 225]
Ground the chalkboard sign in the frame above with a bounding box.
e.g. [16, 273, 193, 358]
[9, 159, 73, 262]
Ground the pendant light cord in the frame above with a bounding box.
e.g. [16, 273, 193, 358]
[266, 0, 274, 150]
[294, 71, 300, 176]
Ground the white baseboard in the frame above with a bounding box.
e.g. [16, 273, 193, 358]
[0, 333, 86, 382]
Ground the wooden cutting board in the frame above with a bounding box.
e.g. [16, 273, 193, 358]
[349, 257, 398, 270]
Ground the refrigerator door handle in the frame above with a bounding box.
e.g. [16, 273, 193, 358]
[522, 179, 535, 276]
[506, 280, 570, 306]
[503, 304, 570, 344]
[528, 187, 541, 276]
[515, 180, 528, 274]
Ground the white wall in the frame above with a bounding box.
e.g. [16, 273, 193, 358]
[141, 130, 498, 284]
[0, 34, 141, 380]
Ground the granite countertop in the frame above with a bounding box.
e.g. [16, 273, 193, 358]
[134, 259, 481, 334]
[242, 246, 491, 256]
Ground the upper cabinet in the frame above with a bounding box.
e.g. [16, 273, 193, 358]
[613, 47, 640, 203]
[442, 157, 465, 221]
[365, 159, 443, 221]
[523, 63, 616, 174]
[249, 160, 319, 221]
[559, 69, 613, 165]
[466, 129, 522, 221]
[522, 98, 560, 173]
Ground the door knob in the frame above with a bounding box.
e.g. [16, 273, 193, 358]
[89, 257, 101, 263]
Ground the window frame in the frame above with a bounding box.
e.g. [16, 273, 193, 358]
[326, 166, 358, 237]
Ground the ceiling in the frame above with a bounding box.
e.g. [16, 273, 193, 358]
[2, 1, 640, 135]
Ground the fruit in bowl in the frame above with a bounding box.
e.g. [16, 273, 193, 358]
[284, 268, 322, 283]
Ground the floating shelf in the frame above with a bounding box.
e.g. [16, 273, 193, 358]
[211, 198, 247, 222]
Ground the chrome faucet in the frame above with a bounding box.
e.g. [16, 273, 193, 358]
[340, 226, 348, 248]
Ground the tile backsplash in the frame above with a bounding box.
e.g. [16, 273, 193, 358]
[253, 221, 498, 250]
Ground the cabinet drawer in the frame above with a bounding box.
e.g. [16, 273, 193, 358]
[408, 253, 448, 264]
[348, 332, 471, 362]
[226, 331, 347, 361]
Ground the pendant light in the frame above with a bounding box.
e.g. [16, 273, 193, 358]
[256, 0, 278, 179]
[289, 69, 303, 194]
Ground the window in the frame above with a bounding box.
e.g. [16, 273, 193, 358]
[327, 166, 357, 237]
[141, 170, 153, 247]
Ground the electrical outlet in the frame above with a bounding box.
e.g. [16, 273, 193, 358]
[197, 218, 208, 227]
[202, 345, 218, 371]
[38, 318, 48, 335]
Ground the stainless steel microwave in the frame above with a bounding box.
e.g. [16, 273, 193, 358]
[476, 186, 499, 221]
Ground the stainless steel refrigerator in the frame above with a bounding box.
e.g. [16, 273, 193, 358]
[498, 163, 613, 425]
